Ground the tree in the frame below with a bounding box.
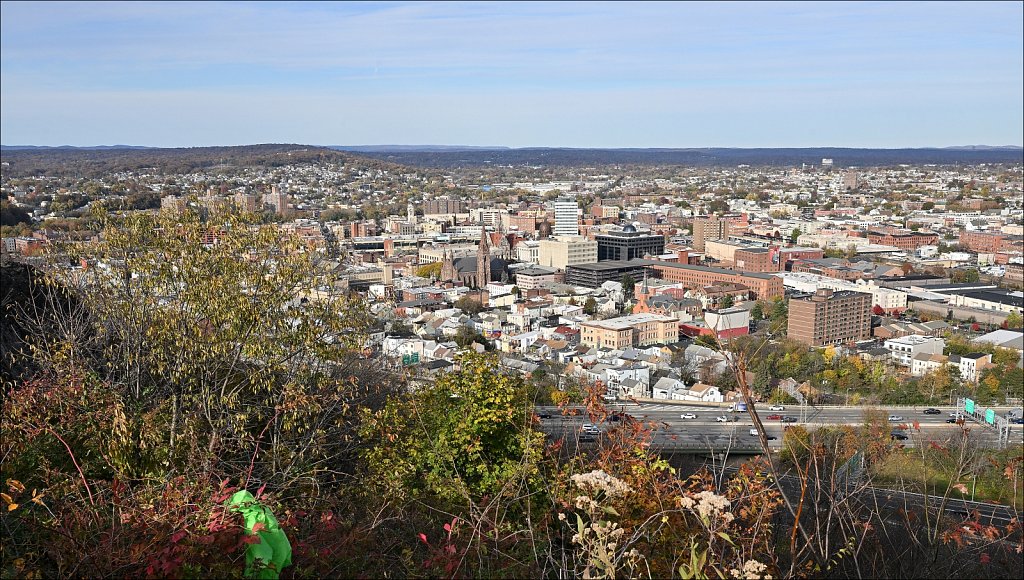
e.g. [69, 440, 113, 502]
[872, 304, 886, 316]
[10, 206, 380, 486]
[950, 268, 980, 283]
[454, 295, 484, 315]
[718, 295, 735, 309]
[749, 300, 765, 321]
[360, 353, 545, 503]
[620, 274, 636, 302]
[417, 262, 443, 279]
[583, 296, 598, 315]
[790, 228, 801, 243]
[1004, 310, 1023, 329]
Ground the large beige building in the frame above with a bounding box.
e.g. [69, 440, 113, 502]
[788, 288, 871, 347]
[538, 236, 598, 270]
[581, 313, 679, 349]
[692, 217, 730, 252]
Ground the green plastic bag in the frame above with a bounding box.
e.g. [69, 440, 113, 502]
[228, 490, 293, 579]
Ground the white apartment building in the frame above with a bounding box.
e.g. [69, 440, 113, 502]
[538, 236, 598, 270]
[949, 353, 992, 383]
[553, 199, 580, 237]
[911, 353, 949, 377]
[884, 335, 945, 367]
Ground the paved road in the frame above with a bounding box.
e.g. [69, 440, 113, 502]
[536, 403, 1024, 451]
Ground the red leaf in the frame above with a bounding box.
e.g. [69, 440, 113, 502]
[252, 522, 266, 533]
[242, 534, 262, 544]
[418, 533, 428, 544]
[980, 552, 991, 564]
[171, 530, 187, 543]
[256, 483, 267, 499]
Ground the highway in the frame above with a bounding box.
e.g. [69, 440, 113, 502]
[536, 403, 1024, 452]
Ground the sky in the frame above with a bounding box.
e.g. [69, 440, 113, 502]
[1, 1, 1022, 148]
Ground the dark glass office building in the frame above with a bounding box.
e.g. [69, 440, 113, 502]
[596, 225, 666, 261]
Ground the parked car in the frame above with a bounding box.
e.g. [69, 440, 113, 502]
[923, 408, 941, 415]
[767, 414, 783, 421]
[781, 416, 798, 423]
[680, 413, 698, 419]
[888, 415, 904, 422]
[769, 405, 785, 411]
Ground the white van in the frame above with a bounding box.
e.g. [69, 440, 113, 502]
[749, 428, 760, 437]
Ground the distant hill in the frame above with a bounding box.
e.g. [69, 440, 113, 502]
[331, 145, 511, 153]
[0, 144, 377, 178]
[331, 146, 1024, 168]
[0, 145, 157, 151]
[3, 144, 1021, 176]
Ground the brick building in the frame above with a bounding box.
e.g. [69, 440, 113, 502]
[867, 229, 939, 251]
[788, 288, 872, 347]
[638, 260, 784, 299]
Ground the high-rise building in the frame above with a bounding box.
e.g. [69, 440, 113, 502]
[692, 217, 730, 252]
[788, 288, 871, 347]
[596, 225, 665, 261]
[553, 199, 580, 237]
[423, 198, 467, 215]
[234, 193, 261, 213]
[264, 191, 290, 215]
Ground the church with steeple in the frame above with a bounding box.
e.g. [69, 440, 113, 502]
[438, 227, 511, 289]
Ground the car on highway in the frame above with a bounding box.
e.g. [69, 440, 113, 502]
[766, 435, 778, 441]
[581, 424, 600, 435]
[923, 408, 941, 415]
[715, 415, 729, 422]
[768, 405, 785, 411]
[680, 412, 698, 419]
[888, 415, 904, 422]
[537, 412, 552, 419]
[1012, 417, 1024, 425]
[766, 414, 783, 421]
[946, 416, 964, 423]
[781, 416, 798, 423]
[749, 429, 760, 437]
[890, 431, 909, 441]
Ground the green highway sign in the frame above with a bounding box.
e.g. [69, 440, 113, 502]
[985, 409, 995, 424]
[965, 398, 975, 413]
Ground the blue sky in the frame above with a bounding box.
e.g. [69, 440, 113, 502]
[1, 1, 1021, 148]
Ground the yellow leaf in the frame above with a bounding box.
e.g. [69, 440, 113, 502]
[7, 503, 18, 511]
[0, 493, 12, 504]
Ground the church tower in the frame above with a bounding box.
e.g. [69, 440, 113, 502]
[476, 228, 491, 288]
[440, 249, 457, 283]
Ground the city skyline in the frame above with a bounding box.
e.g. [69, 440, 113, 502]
[2, 1, 1022, 148]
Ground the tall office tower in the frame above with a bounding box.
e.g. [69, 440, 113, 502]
[788, 288, 871, 347]
[407, 202, 416, 224]
[553, 199, 580, 237]
[692, 217, 730, 252]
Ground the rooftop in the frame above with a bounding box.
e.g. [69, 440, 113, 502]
[582, 313, 678, 330]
